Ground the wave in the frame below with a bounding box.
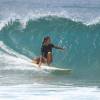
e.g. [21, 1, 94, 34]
[0, 16, 100, 79]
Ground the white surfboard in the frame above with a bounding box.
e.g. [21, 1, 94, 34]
[32, 62, 72, 74]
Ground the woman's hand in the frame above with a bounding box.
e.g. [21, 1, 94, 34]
[61, 48, 64, 51]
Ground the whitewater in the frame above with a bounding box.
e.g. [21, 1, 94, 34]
[0, 0, 100, 100]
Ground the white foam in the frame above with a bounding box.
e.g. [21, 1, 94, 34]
[0, 41, 39, 71]
[87, 17, 100, 25]
[0, 10, 97, 31]
[0, 85, 100, 100]
[0, 41, 31, 61]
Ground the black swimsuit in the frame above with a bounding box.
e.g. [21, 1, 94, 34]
[41, 44, 54, 58]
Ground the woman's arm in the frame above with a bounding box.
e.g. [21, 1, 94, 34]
[54, 45, 64, 50]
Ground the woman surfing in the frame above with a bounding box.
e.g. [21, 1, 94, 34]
[33, 36, 64, 67]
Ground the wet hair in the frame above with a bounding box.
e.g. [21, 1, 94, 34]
[42, 36, 50, 45]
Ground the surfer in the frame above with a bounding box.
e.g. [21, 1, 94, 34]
[33, 36, 64, 67]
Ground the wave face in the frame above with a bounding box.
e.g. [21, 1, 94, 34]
[0, 16, 100, 79]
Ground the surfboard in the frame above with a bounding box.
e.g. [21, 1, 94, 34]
[32, 62, 72, 74]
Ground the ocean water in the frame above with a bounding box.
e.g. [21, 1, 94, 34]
[0, 0, 100, 100]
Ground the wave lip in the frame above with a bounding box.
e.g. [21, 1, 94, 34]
[0, 10, 100, 30]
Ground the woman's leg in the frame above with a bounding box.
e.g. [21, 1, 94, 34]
[47, 52, 52, 65]
[32, 57, 40, 64]
[32, 57, 47, 67]
[39, 57, 47, 67]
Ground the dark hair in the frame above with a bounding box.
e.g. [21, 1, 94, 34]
[42, 36, 50, 45]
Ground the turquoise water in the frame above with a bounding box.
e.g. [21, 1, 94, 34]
[0, 0, 100, 100]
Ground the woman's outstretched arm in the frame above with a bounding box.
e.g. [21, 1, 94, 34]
[54, 45, 64, 50]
